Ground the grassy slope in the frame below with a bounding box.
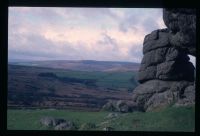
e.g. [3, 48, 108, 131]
[7, 106, 195, 131]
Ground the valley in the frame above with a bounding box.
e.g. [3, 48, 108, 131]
[8, 60, 140, 111]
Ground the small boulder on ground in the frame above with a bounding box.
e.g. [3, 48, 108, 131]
[40, 116, 76, 130]
[102, 100, 140, 113]
[54, 121, 76, 130]
[106, 113, 119, 119]
[79, 122, 96, 130]
[103, 127, 114, 131]
[39, 116, 66, 127]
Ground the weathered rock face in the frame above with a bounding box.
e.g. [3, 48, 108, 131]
[132, 80, 194, 111]
[163, 8, 196, 56]
[138, 29, 195, 83]
[132, 8, 196, 111]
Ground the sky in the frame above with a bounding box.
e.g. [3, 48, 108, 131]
[8, 7, 195, 65]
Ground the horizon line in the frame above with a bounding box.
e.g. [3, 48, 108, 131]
[8, 59, 140, 63]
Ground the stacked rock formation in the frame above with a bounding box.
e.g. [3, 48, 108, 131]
[132, 8, 196, 111]
[163, 9, 196, 56]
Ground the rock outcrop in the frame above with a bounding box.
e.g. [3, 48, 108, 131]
[132, 8, 196, 111]
[138, 28, 195, 83]
[163, 9, 196, 56]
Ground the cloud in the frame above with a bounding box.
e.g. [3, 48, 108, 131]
[8, 33, 76, 60]
[118, 8, 165, 34]
[118, 10, 142, 33]
[8, 7, 166, 63]
[128, 45, 143, 62]
[142, 17, 160, 32]
[97, 33, 118, 51]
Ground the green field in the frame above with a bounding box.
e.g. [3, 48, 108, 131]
[7, 106, 195, 131]
[55, 70, 139, 90]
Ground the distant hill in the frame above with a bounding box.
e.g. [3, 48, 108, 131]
[8, 60, 140, 72]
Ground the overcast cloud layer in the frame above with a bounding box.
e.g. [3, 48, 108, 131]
[9, 7, 195, 65]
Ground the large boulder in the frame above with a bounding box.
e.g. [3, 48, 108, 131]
[143, 29, 170, 54]
[156, 60, 195, 81]
[141, 47, 168, 67]
[138, 65, 156, 83]
[138, 26, 194, 84]
[138, 46, 194, 83]
[132, 80, 193, 111]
